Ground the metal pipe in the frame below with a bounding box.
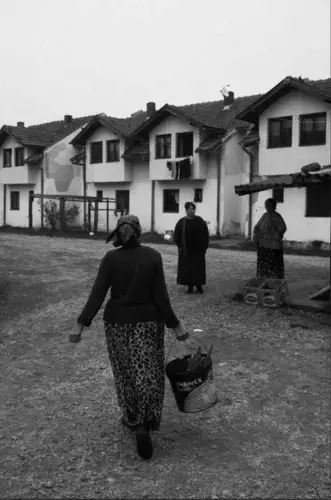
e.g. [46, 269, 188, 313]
[243, 145, 254, 240]
[216, 147, 222, 237]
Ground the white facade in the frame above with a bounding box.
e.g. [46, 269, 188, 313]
[0, 136, 40, 227]
[0, 115, 251, 237]
[149, 115, 250, 236]
[251, 90, 331, 244]
[0, 126, 86, 228]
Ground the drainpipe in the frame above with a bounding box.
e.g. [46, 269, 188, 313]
[151, 180, 155, 233]
[82, 147, 87, 228]
[41, 152, 46, 228]
[3, 184, 7, 226]
[216, 146, 222, 237]
[243, 145, 254, 240]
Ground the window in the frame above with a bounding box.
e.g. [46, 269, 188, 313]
[3, 149, 12, 168]
[155, 134, 171, 159]
[90, 141, 103, 164]
[10, 191, 20, 211]
[194, 188, 203, 203]
[176, 132, 193, 157]
[15, 147, 24, 166]
[299, 113, 326, 147]
[306, 181, 331, 218]
[106, 140, 120, 162]
[163, 189, 179, 213]
[268, 117, 292, 148]
[116, 190, 130, 213]
[96, 190, 103, 200]
[272, 187, 284, 203]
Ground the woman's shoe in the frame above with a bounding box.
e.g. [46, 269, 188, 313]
[186, 286, 193, 294]
[197, 286, 204, 294]
[136, 424, 153, 460]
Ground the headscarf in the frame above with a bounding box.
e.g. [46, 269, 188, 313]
[106, 215, 142, 247]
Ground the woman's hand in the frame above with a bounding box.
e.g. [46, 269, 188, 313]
[69, 322, 84, 343]
[172, 321, 189, 341]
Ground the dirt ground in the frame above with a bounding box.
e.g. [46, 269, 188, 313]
[0, 234, 330, 499]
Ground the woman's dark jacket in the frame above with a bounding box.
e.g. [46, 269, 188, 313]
[77, 240, 179, 329]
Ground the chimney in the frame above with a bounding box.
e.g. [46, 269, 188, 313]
[223, 91, 234, 110]
[146, 102, 156, 117]
[64, 115, 73, 124]
[17, 121, 25, 127]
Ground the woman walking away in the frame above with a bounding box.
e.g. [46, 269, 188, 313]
[253, 198, 287, 279]
[174, 202, 209, 294]
[73, 215, 189, 460]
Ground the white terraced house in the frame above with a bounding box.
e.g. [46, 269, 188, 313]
[235, 76, 331, 247]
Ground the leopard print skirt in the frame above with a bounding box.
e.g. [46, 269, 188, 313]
[104, 321, 165, 431]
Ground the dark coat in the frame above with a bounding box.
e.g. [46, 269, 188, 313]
[173, 216, 209, 286]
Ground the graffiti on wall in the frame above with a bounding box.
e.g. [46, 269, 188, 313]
[45, 143, 81, 193]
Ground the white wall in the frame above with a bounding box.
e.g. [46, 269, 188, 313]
[259, 90, 331, 175]
[221, 131, 250, 235]
[5, 185, 36, 227]
[252, 90, 331, 243]
[251, 187, 330, 243]
[149, 116, 206, 180]
[86, 127, 131, 182]
[88, 161, 152, 233]
[0, 136, 40, 226]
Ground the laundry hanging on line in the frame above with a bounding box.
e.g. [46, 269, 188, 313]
[167, 157, 192, 179]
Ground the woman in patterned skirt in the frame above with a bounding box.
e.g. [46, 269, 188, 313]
[74, 215, 189, 460]
[253, 198, 287, 279]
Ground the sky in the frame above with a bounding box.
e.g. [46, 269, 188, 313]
[0, 0, 330, 127]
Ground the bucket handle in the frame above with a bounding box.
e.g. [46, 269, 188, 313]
[165, 329, 210, 365]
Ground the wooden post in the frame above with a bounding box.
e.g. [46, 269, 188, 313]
[60, 197, 65, 232]
[29, 191, 34, 228]
[94, 200, 99, 234]
[216, 147, 222, 238]
[106, 199, 109, 234]
[41, 154, 46, 228]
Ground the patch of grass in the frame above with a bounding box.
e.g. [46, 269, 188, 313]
[0, 234, 330, 498]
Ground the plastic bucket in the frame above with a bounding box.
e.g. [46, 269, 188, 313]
[165, 353, 218, 413]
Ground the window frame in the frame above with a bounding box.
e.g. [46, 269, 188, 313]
[194, 188, 203, 203]
[272, 187, 284, 203]
[299, 112, 327, 147]
[3, 148, 12, 168]
[115, 189, 130, 213]
[10, 191, 20, 211]
[305, 181, 331, 218]
[106, 140, 120, 162]
[267, 116, 293, 149]
[90, 141, 103, 164]
[15, 147, 24, 167]
[163, 189, 179, 213]
[155, 134, 171, 159]
[176, 132, 194, 158]
[96, 190, 103, 200]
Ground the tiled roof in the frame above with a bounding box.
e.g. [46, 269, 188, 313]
[235, 165, 331, 196]
[175, 94, 262, 131]
[122, 140, 149, 159]
[236, 76, 331, 123]
[195, 135, 223, 152]
[25, 151, 44, 164]
[0, 115, 94, 149]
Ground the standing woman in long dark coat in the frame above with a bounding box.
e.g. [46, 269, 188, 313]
[173, 202, 209, 294]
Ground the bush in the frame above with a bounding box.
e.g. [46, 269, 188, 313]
[37, 200, 80, 231]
